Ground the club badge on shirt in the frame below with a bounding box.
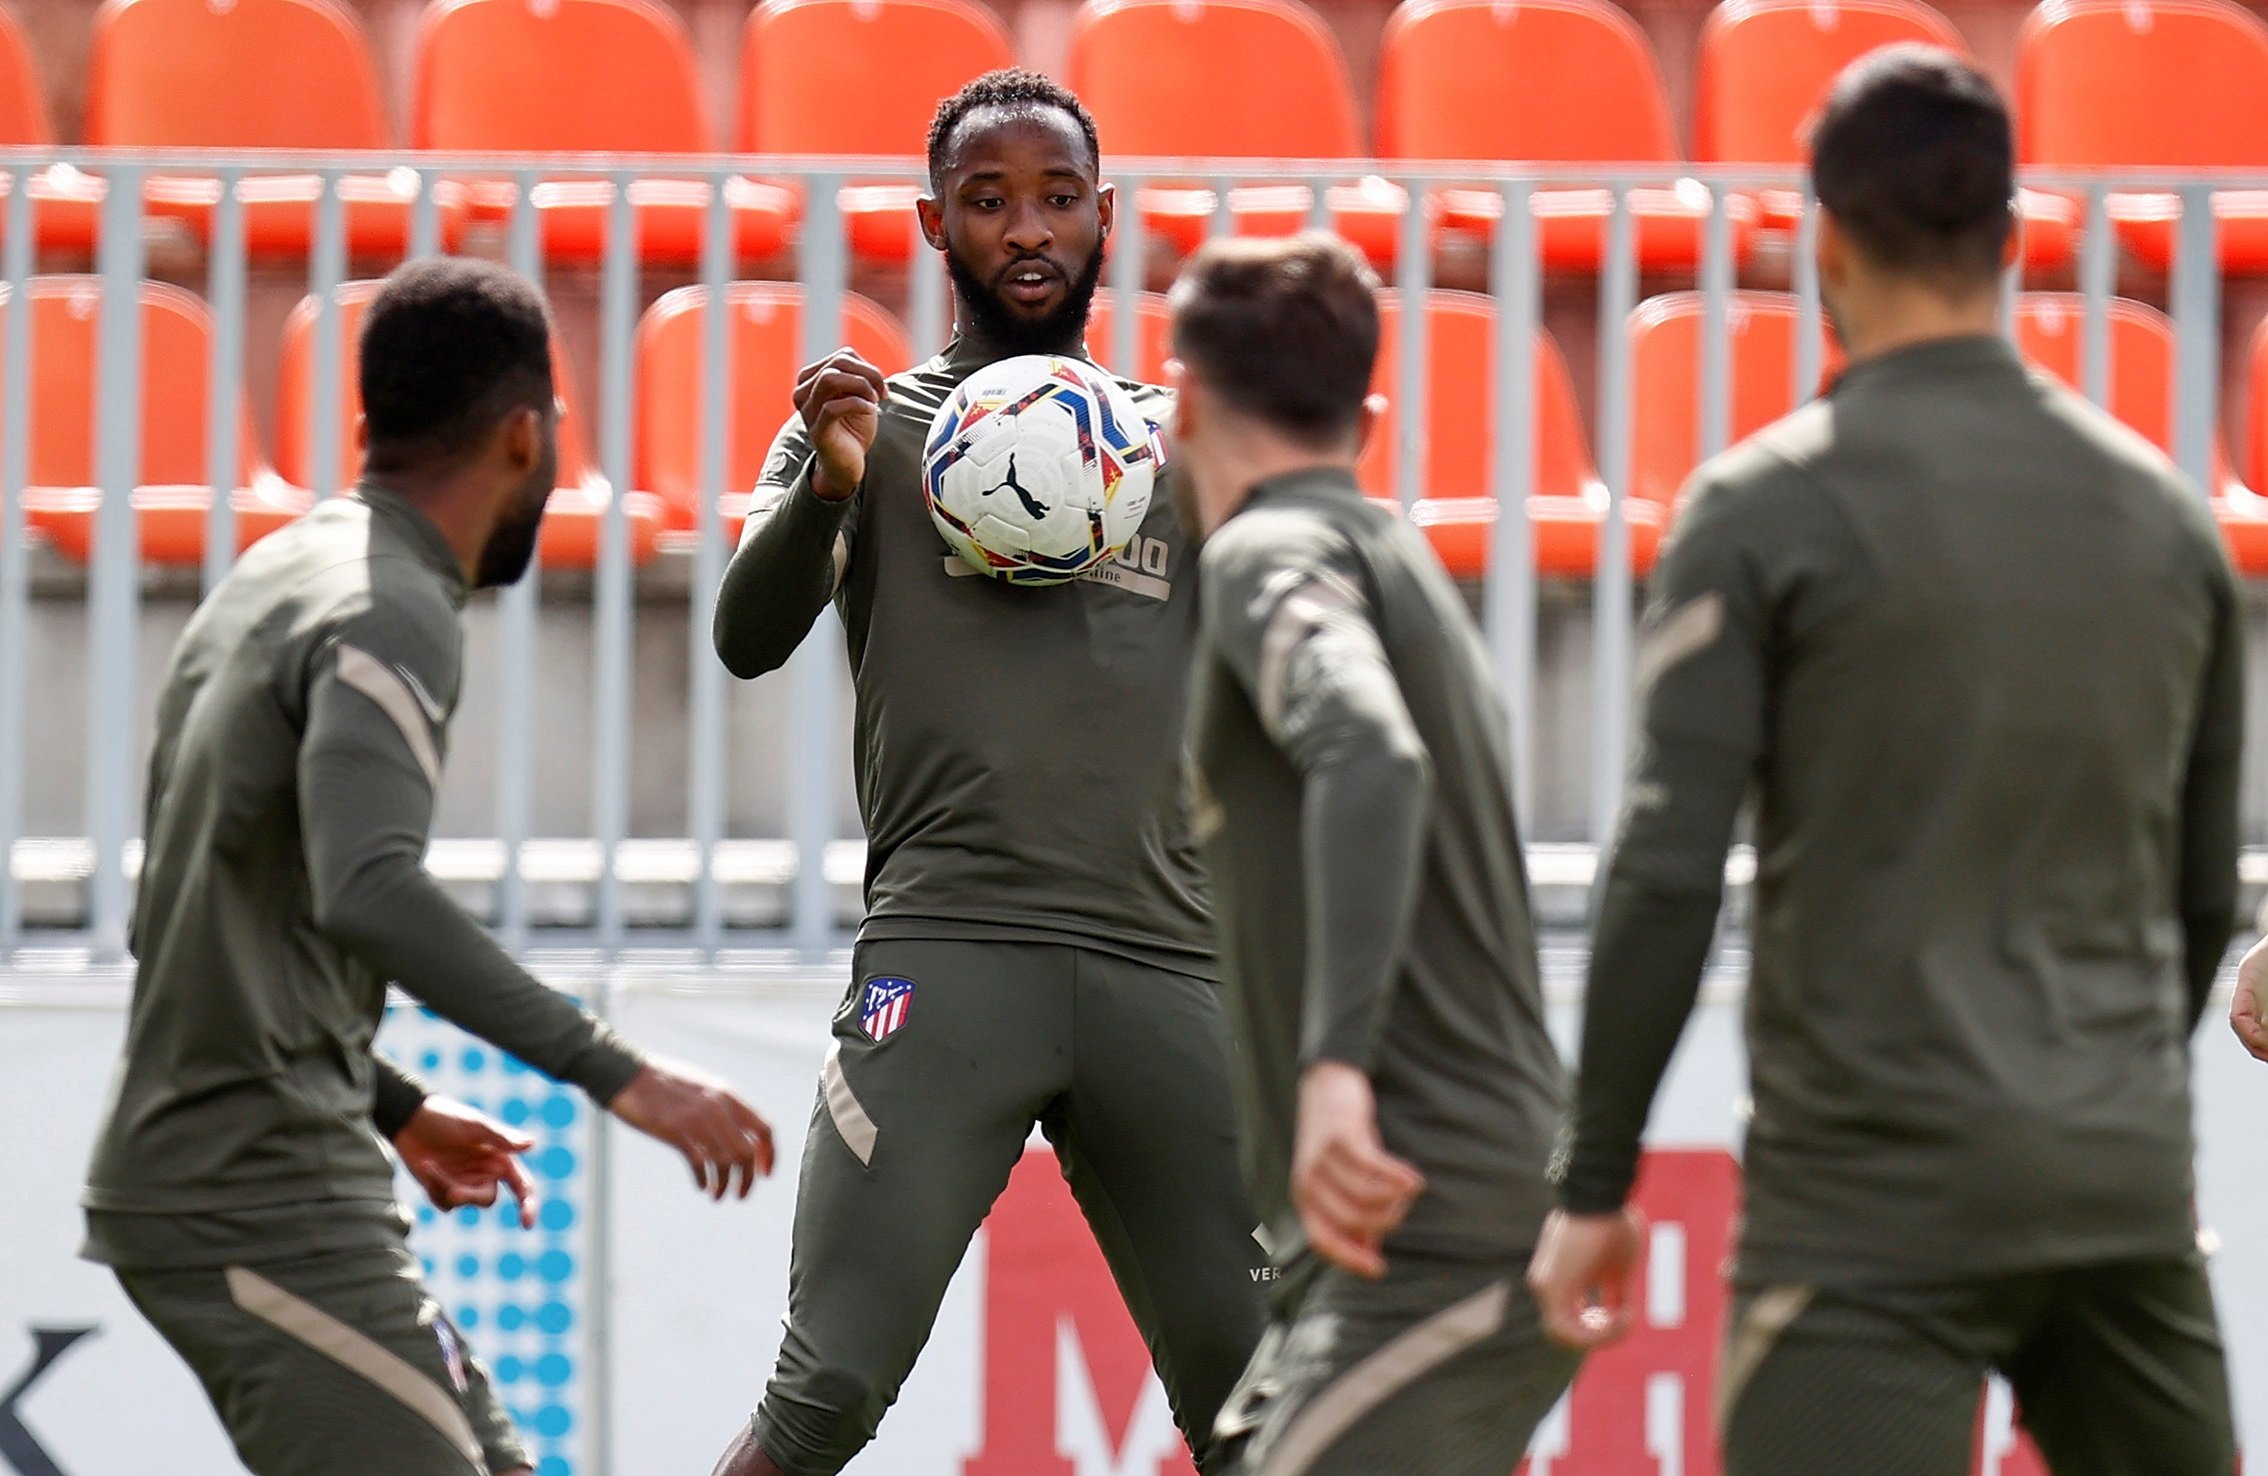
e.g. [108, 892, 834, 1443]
[859, 977, 916, 1043]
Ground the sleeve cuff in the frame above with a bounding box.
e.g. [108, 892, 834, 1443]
[1554, 1154, 1640, 1216]
[373, 1065, 431, 1140]
[563, 1027, 646, 1108]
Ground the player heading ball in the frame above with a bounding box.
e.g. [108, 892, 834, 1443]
[1530, 46, 2244, 1476]
[1171, 232, 1581, 1476]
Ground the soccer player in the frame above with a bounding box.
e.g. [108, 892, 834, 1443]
[707, 70, 1265, 1476]
[82, 258, 777, 1476]
[1171, 233, 1578, 1475]
[1527, 48, 2243, 1475]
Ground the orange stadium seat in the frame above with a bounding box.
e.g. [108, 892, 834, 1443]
[0, 6, 104, 252]
[2228, 316, 2268, 571]
[1083, 291, 1173, 382]
[275, 281, 663, 567]
[635, 283, 914, 535]
[1362, 291, 1654, 578]
[2018, 0, 2268, 271]
[1067, 0, 1406, 263]
[1629, 291, 1839, 507]
[1696, 0, 2075, 269]
[1377, 0, 1752, 272]
[741, 0, 1013, 265]
[413, 0, 795, 265]
[86, 0, 468, 257]
[8, 277, 305, 564]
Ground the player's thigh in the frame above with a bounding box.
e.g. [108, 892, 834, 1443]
[1226, 1256, 1574, 1476]
[1056, 952, 1265, 1433]
[1719, 1283, 1986, 1476]
[119, 1252, 496, 1476]
[2003, 1256, 2236, 1476]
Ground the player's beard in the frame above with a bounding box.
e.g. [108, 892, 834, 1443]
[474, 454, 555, 590]
[947, 237, 1106, 359]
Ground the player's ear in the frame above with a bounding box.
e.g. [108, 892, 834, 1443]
[2000, 208, 2022, 272]
[1815, 207, 1849, 290]
[916, 194, 949, 254]
[1166, 358, 1197, 441]
[500, 403, 542, 475]
[1353, 393, 1388, 459]
[1096, 181, 1116, 242]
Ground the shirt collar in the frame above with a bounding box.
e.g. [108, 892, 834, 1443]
[352, 482, 468, 606]
[938, 333, 1100, 377]
[1244, 464, 1364, 508]
[1828, 333, 2025, 397]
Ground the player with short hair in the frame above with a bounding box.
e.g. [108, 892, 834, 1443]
[1170, 232, 1578, 1475]
[83, 258, 776, 1476]
[1527, 47, 2242, 1474]
[707, 70, 1265, 1476]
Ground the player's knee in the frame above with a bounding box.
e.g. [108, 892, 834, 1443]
[753, 1367, 893, 1476]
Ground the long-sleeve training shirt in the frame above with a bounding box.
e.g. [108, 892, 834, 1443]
[1188, 467, 1568, 1261]
[1564, 336, 2244, 1285]
[83, 486, 642, 1268]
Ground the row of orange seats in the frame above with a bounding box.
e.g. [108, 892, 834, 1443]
[17, 275, 2268, 578]
[10, 0, 2268, 272]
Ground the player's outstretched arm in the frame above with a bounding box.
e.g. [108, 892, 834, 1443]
[1535, 477, 1768, 1351]
[1199, 527, 1432, 1276]
[714, 349, 885, 679]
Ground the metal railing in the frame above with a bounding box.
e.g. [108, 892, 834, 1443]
[0, 152, 2251, 965]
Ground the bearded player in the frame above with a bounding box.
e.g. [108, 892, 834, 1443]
[82, 259, 776, 1476]
[708, 70, 1265, 1476]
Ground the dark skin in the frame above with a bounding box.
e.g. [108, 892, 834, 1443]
[704, 101, 1113, 1476]
[792, 105, 1114, 504]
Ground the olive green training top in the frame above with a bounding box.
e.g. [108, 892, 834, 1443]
[1188, 467, 1568, 1262]
[83, 486, 643, 1269]
[713, 337, 1214, 978]
[1564, 336, 2245, 1284]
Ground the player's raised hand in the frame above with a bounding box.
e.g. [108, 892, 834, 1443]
[392, 1097, 539, 1229]
[609, 1056, 776, 1201]
[794, 349, 888, 501]
[1292, 1060, 1426, 1280]
[2231, 936, 2268, 1062]
[1527, 1205, 1649, 1351]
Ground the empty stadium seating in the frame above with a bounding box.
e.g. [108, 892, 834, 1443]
[1696, 0, 2075, 267]
[1628, 291, 1836, 506]
[1379, 0, 1750, 272]
[2018, 0, 2268, 271]
[413, 0, 795, 264]
[0, 5, 102, 251]
[741, 0, 1013, 265]
[9, 276, 305, 564]
[86, 0, 469, 256]
[635, 283, 914, 534]
[275, 280, 664, 566]
[1068, 0, 1407, 263]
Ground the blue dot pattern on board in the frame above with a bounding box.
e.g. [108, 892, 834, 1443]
[380, 1003, 587, 1474]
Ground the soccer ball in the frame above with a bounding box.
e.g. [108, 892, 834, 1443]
[922, 354, 1163, 586]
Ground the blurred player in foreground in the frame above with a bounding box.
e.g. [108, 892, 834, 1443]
[708, 70, 1263, 1476]
[82, 259, 775, 1476]
[1170, 233, 1577, 1475]
[1528, 47, 2243, 1474]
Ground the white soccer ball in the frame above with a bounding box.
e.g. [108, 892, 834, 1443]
[922, 354, 1163, 585]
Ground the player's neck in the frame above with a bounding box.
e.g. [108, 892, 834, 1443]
[1203, 442, 1358, 536]
[954, 315, 1083, 364]
[1832, 282, 2004, 367]
[362, 472, 488, 585]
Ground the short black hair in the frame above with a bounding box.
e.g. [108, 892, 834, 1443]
[1809, 44, 2013, 287]
[1170, 233, 1381, 449]
[926, 68, 1101, 195]
[360, 258, 554, 471]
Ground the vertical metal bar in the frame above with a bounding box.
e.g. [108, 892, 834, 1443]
[1485, 179, 1538, 822]
[87, 165, 146, 960]
[1109, 171, 1145, 375]
[2171, 183, 2219, 494]
[592, 173, 637, 959]
[790, 175, 845, 961]
[1698, 184, 1734, 462]
[687, 170, 733, 957]
[1207, 173, 1234, 243]
[496, 171, 541, 947]
[908, 203, 947, 360]
[1793, 187, 1824, 404]
[1305, 173, 1332, 234]
[1392, 179, 1431, 511]
[409, 166, 441, 264]
[308, 170, 348, 500]
[1589, 186, 1637, 847]
[2080, 184, 2114, 410]
[0, 169, 31, 950]
[202, 170, 245, 593]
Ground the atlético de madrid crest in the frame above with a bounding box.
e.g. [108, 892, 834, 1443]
[859, 977, 916, 1043]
